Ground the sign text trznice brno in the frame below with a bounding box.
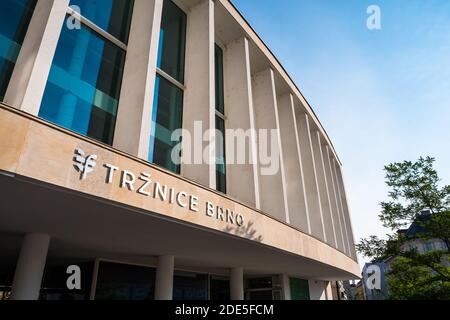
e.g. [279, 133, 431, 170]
[73, 148, 245, 227]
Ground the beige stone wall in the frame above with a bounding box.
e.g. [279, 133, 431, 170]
[0, 104, 360, 278]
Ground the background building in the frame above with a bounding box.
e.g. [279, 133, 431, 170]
[0, 0, 359, 300]
[361, 211, 449, 300]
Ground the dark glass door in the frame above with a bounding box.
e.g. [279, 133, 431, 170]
[173, 271, 208, 300]
[95, 261, 156, 300]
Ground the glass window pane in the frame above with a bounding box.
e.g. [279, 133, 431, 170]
[247, 277, 273, 290]
[95, 262, 156, 300]
[216, 116, 226, 193]
[149, 75, 183, 173]
[209, 276, 230, 300]
[215, 44, 224, 114]
[158, 0, 186, 83]
[69, 0, 134, 44]
[0, 0, 37, 100]
[39, 19, 126, 145]
[40, 262, 94, 300]
[173, 272, 208, 300]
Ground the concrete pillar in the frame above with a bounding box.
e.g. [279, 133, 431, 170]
[155, 255, 174, 300]
[224, 37, 260, 209]
[4, 0, 69, 115]
[11, 233, 50, 300]
[252, 69, 289, 222]
[230, 267, 244, 300]
[311, 131, 337, 247]
[113, 0, 163, 159]
[281, 274, 291, 300]
[308, 280, 327, 300]
[323, 145, 346, 252]
[295, 110, 325, 241]
[325, 281, 333, 300]
[335, 163, 358, 259]
[331, 158, 351, 255]
[277, 93, 309, 231]
[181, 0, 216, 188]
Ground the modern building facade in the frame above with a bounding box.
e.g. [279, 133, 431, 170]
[0, 0, 359, 300]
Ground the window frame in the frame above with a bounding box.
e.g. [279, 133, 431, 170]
[214, 41, 227, 194]
[149, 0, 188, 174]
[38, 1, 135, 146]
[156, 0, 188, 85]
[66, 6, 129, 51]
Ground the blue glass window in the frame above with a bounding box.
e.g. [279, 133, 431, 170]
[215, 44, 225, 114]
[157, 0, 186, 83]
[69, 0, 134, 44]
[150, 0, 187, 174]
[0, 0, 37, 100]
[149, 75, 183, 174]
[216, 116, 226, 193]
[39, 19, 126, 145]
[215, 44, 226, 193]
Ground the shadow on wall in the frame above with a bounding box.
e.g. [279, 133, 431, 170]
[223, 221, 263, 242]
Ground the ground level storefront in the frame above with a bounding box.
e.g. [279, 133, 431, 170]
[0, 256, 317, 301]
[0, 173, 347, 300]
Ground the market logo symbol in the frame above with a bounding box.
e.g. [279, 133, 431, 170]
[74, 148, 97, 180]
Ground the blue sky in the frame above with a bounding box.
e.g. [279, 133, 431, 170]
[232, 0, 450, 265]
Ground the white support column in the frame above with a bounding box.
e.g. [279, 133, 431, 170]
[325, 281, 333, 300]
[278, 93, 309, 231]
[332, 158, 351, 255]
[281, 274, 291, 300]
[311, 130, 337, 247]
[335, 163, 358, 259]
[308, 280, 327, 300]
[181, 0, 216, 188]
[295, 111, 325, 241]
[113, 0, 163, 159]
[155, 255, 174, 300]
[224, 37, 260, 209]
[4, 0, 69, 115]
[11, 233, 50, 300]
[230, 267, 244, 300]
[252, 69, 289, 222]
[323, 145, 346, 252]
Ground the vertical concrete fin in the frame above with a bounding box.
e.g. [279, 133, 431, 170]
[278, 93, 309, 230]
[224, 37, 260, 208]
[114, 0, 164, 159]
[182, 0, 216, 188]
[295, 110, 325, 241]
[324, 145, 346, 252]
[5, 0, 70, 115]
[252, 69, 289, 222]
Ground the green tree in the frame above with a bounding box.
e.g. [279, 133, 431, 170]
[356, 157, 450, 300]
